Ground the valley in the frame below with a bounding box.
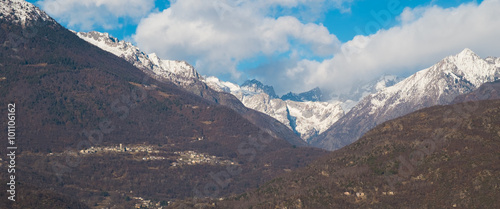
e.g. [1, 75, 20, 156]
[1, 0, 499, 208]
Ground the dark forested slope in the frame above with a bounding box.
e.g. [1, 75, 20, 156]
[216, 99, 500, 208]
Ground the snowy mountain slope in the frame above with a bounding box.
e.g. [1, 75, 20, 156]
[239, 93, 345, 141]
[205, 77, 345, 141]
[331, 75, 404, 111]
[286, 100, 344, 140]
[312, 48, 500, 150]
[75, 31, 200, 87]
[0, 0, 54, 25]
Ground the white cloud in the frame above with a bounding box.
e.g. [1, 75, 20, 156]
[37, 0, 155, 30]
[287, 0, 500, 95]
[133, 0, 342, 79]
[37, 0, 499, 98]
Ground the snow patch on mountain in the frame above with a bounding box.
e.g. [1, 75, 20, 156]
[0, 0, 54, 25]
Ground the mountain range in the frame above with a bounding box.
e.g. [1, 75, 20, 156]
[75, 31, 308, 147]
[311, 48, 500, 150]
[2, 0, 500, 208]
[76, 31, 412, 143]
[75, 31, 345, 142]
[76, 31, 500, 151]
[203, 71, 402, 142]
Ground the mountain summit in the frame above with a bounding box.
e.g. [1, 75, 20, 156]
[241, 79, 279, 99]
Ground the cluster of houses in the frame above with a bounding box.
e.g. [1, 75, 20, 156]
[76, 144, 237, 167]
[171, 150, 235, 167]
[79, 144, 160, 155]
[78, 144, 170, 162]
[133, 196, 168, 209]
[141, 156, 166, 161]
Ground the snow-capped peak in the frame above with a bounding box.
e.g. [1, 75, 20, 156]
[75, 31, 200, 86]
[0, 0, 54, 25]
[449, 48, 481, 67]
[456, 48, 478, 59]
[443, 48, 498, 87]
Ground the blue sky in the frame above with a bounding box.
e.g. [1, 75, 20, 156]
[28, 0, 499, 95]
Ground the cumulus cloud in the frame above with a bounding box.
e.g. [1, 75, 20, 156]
[287, 0, 500, 95]
[37, 0, 155, 30]
[36, 0, 499, 97]
[133, 0, 342, 79]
